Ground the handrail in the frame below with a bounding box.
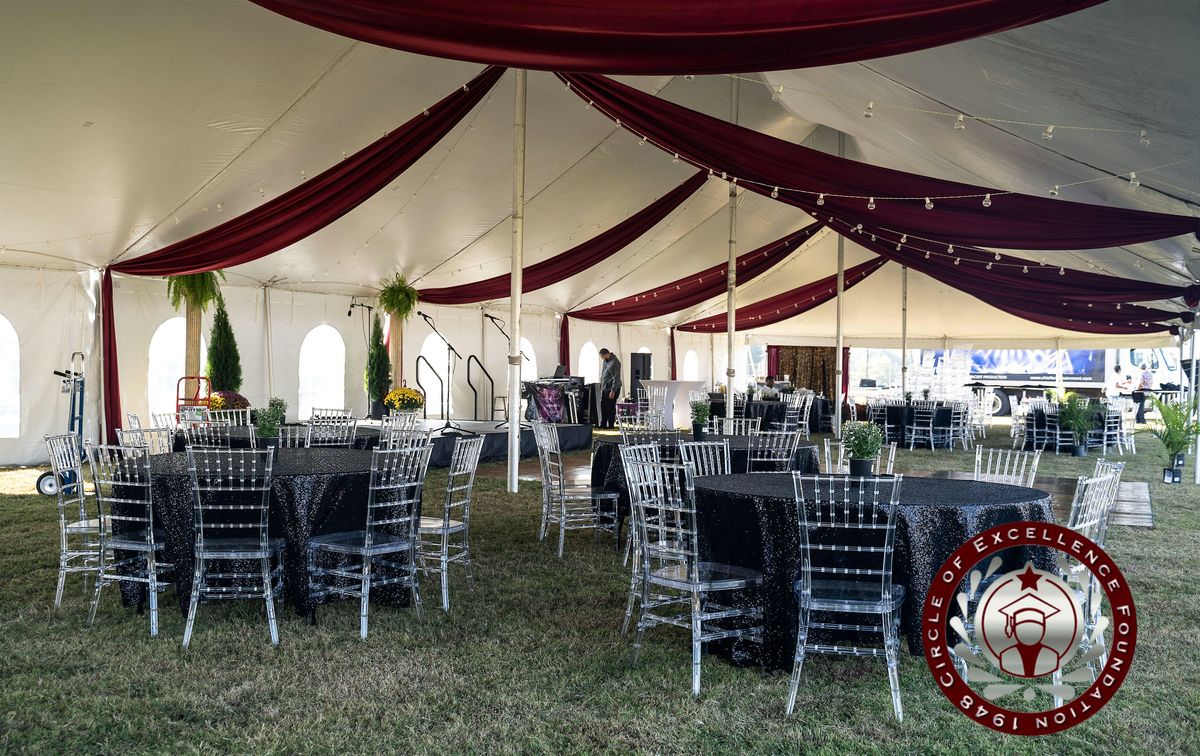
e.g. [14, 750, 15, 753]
[414, 356, 443, 420]
[465, 355, 495, 421]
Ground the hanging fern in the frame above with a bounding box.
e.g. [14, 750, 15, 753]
[166, 271, 225, 313]
[378, 273, 420, 320]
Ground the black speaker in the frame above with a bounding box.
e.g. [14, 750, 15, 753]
[630, 352, 652, 399]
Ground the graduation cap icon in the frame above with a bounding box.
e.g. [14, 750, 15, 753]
[999, 592, 1060, 637]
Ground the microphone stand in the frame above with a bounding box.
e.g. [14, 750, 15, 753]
[484, 313, 531, 429]
[419, 311, 469, 434]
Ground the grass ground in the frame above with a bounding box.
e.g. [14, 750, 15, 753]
[1, 429, 1198, 753]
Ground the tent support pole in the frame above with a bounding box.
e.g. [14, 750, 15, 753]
[506, 69, 526, 494]
[833, 133, 846, 437]
[263, 285, 274, 400]
[1191, 322, 1198, 483]
[725, 77, 739, 418]
[1055, 337, 1064, 397]
[900, 267, 908, 399]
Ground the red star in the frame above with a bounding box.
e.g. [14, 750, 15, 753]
[1016, 563, 1041, 591]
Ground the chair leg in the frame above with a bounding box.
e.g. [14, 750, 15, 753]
[621, 554, 640, 635]
[690, 590, 703, 697]
[54, 554, 68, 609]
[410, 573, 424, 621]
[557, 502, 567, 559]
[463, 541, 476, 592]
[785, 604, 808, 716]
[538, 497, 549, 542]
[359, 556, 372, 640]
[86, 571, 104, 627]
[439, 548, 450, 614]
[261, 557, 279, 647]
[182, 561, 202, 650]
[147, 551, 159, 638]
[883, 608, 903, 722]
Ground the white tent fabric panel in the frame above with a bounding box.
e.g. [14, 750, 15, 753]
[0, 269, 100, 465]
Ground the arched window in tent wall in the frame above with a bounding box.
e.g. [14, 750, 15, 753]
[0, 313, 19, 437]
[519, 337, 538, 382]
[682, 350, 700, 382]
[578, 341, 600, 385]
[147, 317, 207, 419]
[298, 324, 346, 420]
[418, 332, 453, 417]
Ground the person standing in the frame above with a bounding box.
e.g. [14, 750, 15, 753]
[598, 348, 622, 429]
[1133, 363, 1153, 423]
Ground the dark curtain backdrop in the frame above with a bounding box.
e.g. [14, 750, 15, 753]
[778, 347, 838, 399]
[100, 67, 504, 442]
[251, 0, 1102, 75]
[558, 73, 1200, 251]
[419, 170, 706, 304]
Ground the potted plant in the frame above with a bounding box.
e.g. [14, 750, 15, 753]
[1148, 396, 1200, 483]
[254, 397, 288, 445]
[378, 273, 420, 388]
[690, 400, 710, 440]
[384, 387, 425, 414]
[904, 391, 913, 404]
[1057, 392, 1097, 458]
[842, 421, 885, 477]
[205, 297, 242, 394]
[364, 314, 391, 419]
[166, 271, 224, 398]
[921, 388, 930, 401]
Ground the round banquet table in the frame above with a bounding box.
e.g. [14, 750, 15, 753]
[591, 435, 820, 539]
[876, 404, 952, 447]
[708, 399, 789, 430]
[171, 425, 380, 452]
[125, 448, 408, 616]
[690, 473, 1054, 669]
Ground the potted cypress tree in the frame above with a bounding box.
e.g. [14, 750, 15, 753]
[1148, 396, 1200, 483]
[843, 421, 884, 477]
[364, 314, 391, 419]
[205, 297, 242, 393]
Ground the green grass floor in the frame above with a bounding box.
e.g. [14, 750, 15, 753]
[2, 431, 1198, 753]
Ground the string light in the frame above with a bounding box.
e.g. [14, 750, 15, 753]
[954, 115, 965, 131]
[994, 252, 1001, 261]
[770, 186, 779, 198]
[982, 193, 992, 208]
[1129, 172, 1140, 189]
[863, 101, 874, 119]
[817, 193, 826, 205]
[684, 74, 695, 81]
[1059, 267, 1066, 275]
[900, 234, 907, 243]
[954, 258, 961, 266]
[771, 86, 783, 103]
[1042, 125, 1055, 141]
[947, 244, 954, 253]
[924, 197, 934, 210]
[987, 262, 993, 269]
[1023, 266, 1029, 273]
[672, 153, 679, 164]
[924, 251, 931, 259]
[1140, 129, 1151, 146]
[1049, 185, 1060, 197]
[867, 197, 876, 210]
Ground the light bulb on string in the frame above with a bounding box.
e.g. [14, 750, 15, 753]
[982, 193, 992, 208]
[1023, 266, 1029, 273]
[867, 197, 876, 210]
[924, 251, 931, 259]
[1042, 125, 1055, 141]
[816, 193, 825, 205]
[585, 100, 593, 110]
[684, 74, 695, 81]
[855, 223, 863, 233]
[1129, 172, 1140, 190]
[954, 258, 961, 266]
[672, 153, 679, 164]
[1060, 267, 1066, 275]
[954, 114, 966, 131]
[863, 101, 874, 119]
[1139, 129, 1150, 146]
[638, 136, 646, 146]
[947, 245, 954, 253]
[772, 86, 783, 102]
[924, 197, 934, 210]
[896, 243, 902, 250]
[986, 262, 993, 270]
[770, 186, 779, 198]
[1049, 185, 1060, 197]
[994, 252, 1001, 261]
[900, 234, 907, 243]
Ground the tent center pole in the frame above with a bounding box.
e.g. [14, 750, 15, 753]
[834, 132, 846, 437]
[900, 266, 908, 399]
[263, 285, 274, 400]
[506, 69, 526, 494]
[725, 77, 739, 417]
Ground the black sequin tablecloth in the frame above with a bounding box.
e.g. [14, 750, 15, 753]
[691, 473, 1054, 669]
[708, 400, 789, 429]
[171, 425, 380, 452]
[135, 448, 407, 616]
[592, 435, 820, 529]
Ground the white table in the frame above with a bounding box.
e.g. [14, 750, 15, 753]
[642, 379, 709, 428]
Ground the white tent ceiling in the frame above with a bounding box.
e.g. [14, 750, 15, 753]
[1, 0, 1196, 341]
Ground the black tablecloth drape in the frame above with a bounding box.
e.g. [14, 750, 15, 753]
[124, 449, 409, 616]
[171, 425, 380, 452]
[691, 474, 1054, 669]
[708, 399, 788, 430]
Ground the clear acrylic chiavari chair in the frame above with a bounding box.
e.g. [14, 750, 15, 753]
[277, 425, 309, 448]
[85, 443, 172, 636]
[678, 440, 731, 477]
[906, 402, 937, 450]
[418, 435, 484, 612]
[618, 443, 662, 634]
[310, 407, 354, 421]
[532, 421, 620, 557]
[382, 428, 433, 451]
[151, 412, 182, 430]
[308, 445, 433, 637]
[823, 439, 896, 475]
[208, 408, 252, 426]
[45, 433, 102, 608]
[973, 446, 1041, 487]
[620, 427, 682, 461]
[711, 416, 760, 436]
[117, 427, 175, 456]
[625, 459, 763, 696]
[182, 420, 235, 449]
[307, 417, 357, 448]
[183, 447, 283, 649]
[747, 430, 801, 473]
[787, 474, 905, 720]
[126, 413, 142, 430]
[380, 411, 419, 439]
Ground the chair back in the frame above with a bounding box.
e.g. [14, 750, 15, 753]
[209, 408, 252, 427]
[791, 474, 902, 605]
[625, 460, 700, 578]
[364, 445, 432, 550]
[277, 425, 309, 448]
[126, 413, 142, 430]
[307, 418, 357, 447]
[823, 438, 847, 474]
[532, 422, 565, 499]
[186, 448, 275, 551]
[973, 446, 1041, 487]
[878, 442, 897, 475]
[117, 427, 175, 456]
[440, 435, 485, 529]
[45, 432, 88, 525]
[183, 420, 234, 449]
[151, 412, 181, 429]
[86, 443, 153, 542]
[747, 430, 800, 472]
[620, 428, 682, 461]
[381, 411, 419, 439]
[731, 391, 748, 417]
[713, 416, 760, 436]
[646, 383, 669, 414]
[911, 403, 936, 425]
[1065, 472, 1118, 547]
[310, 408, 353, 421]
[678, 440, 730, 476]
[383, 428, 433, 451]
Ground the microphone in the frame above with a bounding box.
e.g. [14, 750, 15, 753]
[418, 310, 433, 322]
[484, 313, 502, 324]
[347, 308, 353, 317]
